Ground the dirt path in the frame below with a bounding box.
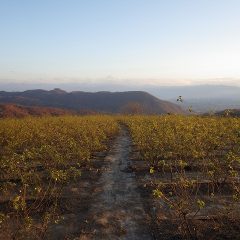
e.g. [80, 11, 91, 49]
[79, 126, 153, 240]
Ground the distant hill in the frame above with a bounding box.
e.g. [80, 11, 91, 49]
[1, 83, 239, 112]
[157, 85, 240, 113]
[180, 98, 240, 113]
[215, 109, 240, 117]
[144, 85, 240, 113]
[0, 89, 184, 114]
[0, 104, 76, 118]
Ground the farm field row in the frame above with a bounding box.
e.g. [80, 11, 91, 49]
[0, 116, 119, 239]
[123, 115, 240, 239]
[0, 115, 240, 239]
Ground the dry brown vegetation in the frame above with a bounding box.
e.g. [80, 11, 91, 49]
[0, 104, 76, 118]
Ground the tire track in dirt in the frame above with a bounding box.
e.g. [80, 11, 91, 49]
[79, 126, 153, 240]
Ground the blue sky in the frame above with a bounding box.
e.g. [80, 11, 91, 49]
[1, 0, 240, 86]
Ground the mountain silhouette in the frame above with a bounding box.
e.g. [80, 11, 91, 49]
[0, 89, 184, 115]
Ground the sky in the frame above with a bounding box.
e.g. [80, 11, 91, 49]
[1, 0, 240, 86]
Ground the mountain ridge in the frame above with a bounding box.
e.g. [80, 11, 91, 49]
[0, 89, 184, 114]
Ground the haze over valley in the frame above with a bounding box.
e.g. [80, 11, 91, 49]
[1, 81, 240, 113]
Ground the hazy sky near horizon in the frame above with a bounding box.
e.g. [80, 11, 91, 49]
[1, 0, 240, 86]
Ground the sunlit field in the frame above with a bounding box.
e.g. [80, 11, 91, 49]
[123, 115, 240, 239]
[0, 116, 119, 238]
[0, 115, 240, 239]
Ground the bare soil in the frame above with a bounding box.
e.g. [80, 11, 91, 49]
[47, 126, 153, 240]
